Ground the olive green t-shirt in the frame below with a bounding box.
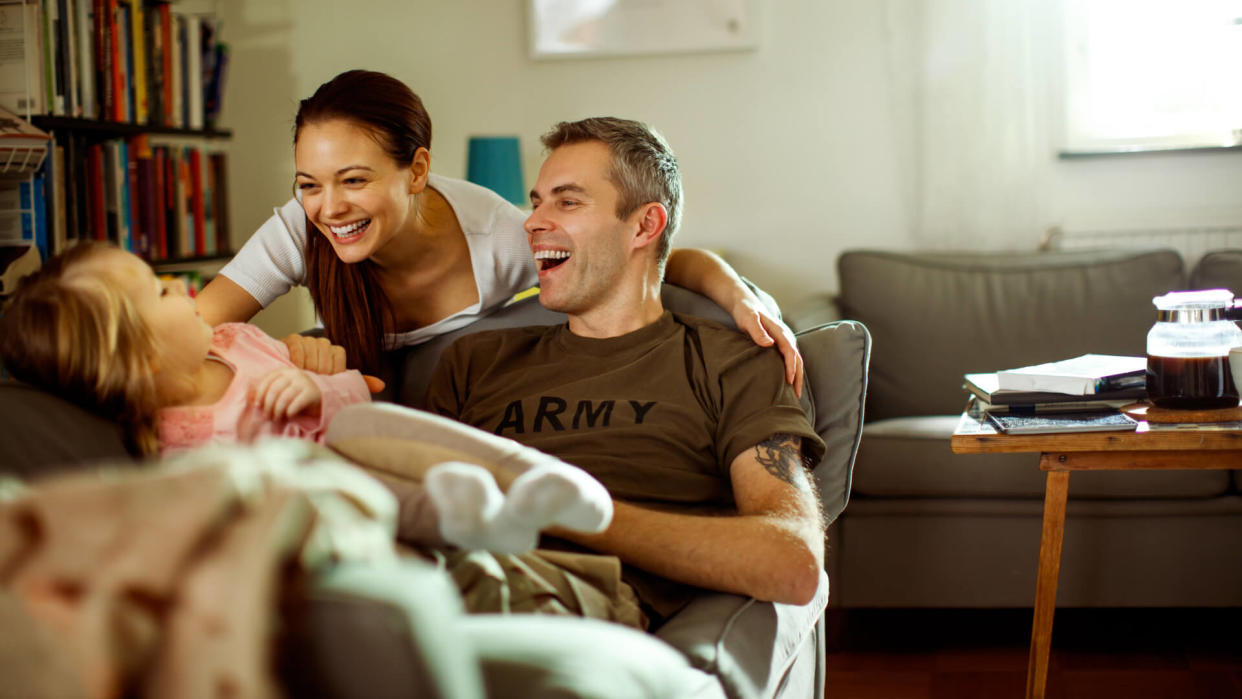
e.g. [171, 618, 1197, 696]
[424, 311, 826, 619]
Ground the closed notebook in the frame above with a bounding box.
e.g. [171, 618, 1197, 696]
[995, 354, 1147, 395]
[986, 410, 1138, 435]
[964, 372, 1146, 406]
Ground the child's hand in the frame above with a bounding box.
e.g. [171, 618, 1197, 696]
[251, 367, 322, 419]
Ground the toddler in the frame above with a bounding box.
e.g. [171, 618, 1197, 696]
[0, 242, 610, 552]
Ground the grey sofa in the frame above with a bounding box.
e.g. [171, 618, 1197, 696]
[0, 284, 871, 699]
[790, 248, 1242, 611]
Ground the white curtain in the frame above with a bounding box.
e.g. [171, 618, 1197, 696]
[882, 0, 1058, 249]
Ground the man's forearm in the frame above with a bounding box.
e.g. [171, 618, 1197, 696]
[554, 500, 824, 605]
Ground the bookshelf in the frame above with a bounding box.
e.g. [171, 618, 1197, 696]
[1, 0, 233, 292]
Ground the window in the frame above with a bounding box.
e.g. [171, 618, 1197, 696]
[1062, 0, 1242, 152]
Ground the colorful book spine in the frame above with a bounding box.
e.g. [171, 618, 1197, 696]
[152, 144, 166, 258]
[107, 0, 121, 121]
[27, 169, 48, 259]
[74, 0, 95, 119]
[86, 142, 105, 240]
[158, 3, 172, 126]
[116, 138, 130, 249]
[116, 1, 131, 122]
[128, 0, 145, 124]
[188, 145, 203, 255]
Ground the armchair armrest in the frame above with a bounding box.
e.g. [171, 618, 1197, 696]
[280, 559, 485, 699]
[654, 570, 828, 699]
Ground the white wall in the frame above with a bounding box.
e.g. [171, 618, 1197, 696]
[216, 0, 1242, 319]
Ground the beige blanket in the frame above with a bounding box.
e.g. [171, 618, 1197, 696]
[0, 440, 397, 699]
[1, 434, 646, 698]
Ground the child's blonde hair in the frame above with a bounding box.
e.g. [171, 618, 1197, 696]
[0, 242, 162, 455]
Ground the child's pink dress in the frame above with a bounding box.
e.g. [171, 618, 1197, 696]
[158, 323, 371, 451]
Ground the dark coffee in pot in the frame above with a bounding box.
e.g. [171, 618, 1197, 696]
[1146, 355, 1239, 410]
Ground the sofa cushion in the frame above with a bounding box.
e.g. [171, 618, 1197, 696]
[0, 381, 131, 478]
[836, 249, 1185, 420]
[1189, 249, 1242, 291]
[852, 416, 1233, 499]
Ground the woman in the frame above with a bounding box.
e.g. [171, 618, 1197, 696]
[195, 70, 802, 391]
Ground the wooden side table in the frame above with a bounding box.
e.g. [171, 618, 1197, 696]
[951, 412, 1242, 699]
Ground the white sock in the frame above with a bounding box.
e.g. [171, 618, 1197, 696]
[423, 462, 506, 552]
[423, 461, 613, 554]
[497, 462, 612, 536]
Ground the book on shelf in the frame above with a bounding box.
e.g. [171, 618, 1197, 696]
[0, 2, 46, 116]
[986, 410, 1138, 435]
[994, 354, 1147, 396]
[964, 371, 1146, 407]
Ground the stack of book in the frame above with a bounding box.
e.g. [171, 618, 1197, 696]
[965, 354, 1147, 434]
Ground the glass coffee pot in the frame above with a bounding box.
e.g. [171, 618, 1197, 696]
[1147, 289, 1242, 409]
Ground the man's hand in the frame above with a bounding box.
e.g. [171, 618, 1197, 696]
[730, 294, 804, 398]
[281, 334, 385, 393]
[250, 367, 322, 419]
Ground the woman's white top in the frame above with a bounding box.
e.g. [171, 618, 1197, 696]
[219, 174, 538, 348]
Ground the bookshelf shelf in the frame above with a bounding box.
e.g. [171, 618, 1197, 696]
[152, 252, 231, 271]
[31, 117, 232, 140]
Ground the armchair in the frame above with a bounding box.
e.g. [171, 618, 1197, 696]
[0, 285, 870, 699]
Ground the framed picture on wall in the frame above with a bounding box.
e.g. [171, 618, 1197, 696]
[528, 0, 760, 60]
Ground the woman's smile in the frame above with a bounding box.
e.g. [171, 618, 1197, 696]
[328, 219, 372, 242]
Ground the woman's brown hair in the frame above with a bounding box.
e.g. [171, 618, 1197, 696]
[294, 69, 433, 374]
[0, 242, 162, 456]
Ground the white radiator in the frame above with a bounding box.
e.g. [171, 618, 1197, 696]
[1040, 225, 1242, 269]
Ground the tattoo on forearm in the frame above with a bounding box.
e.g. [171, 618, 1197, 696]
[754, 434, 806, 489]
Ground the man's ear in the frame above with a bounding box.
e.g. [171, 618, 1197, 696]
[408, 147, 431, 194]
[630, 202, 668, 252]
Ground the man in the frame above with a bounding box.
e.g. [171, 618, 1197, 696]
[424, 117, 825, 626]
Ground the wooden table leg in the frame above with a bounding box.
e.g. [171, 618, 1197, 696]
[1026, 464, 1069, 699]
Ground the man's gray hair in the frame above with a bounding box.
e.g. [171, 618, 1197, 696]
[540, 117, 682, 275]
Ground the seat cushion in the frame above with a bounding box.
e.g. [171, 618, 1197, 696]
[463, 614, 726, 699]
[836, 249, 1185, 420]
[0, 381, 131, 478]
[852, 416, 1232, 499]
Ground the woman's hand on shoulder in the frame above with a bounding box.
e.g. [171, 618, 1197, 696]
[663, 248, 804, 397]
[731, 295, 804, 398]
